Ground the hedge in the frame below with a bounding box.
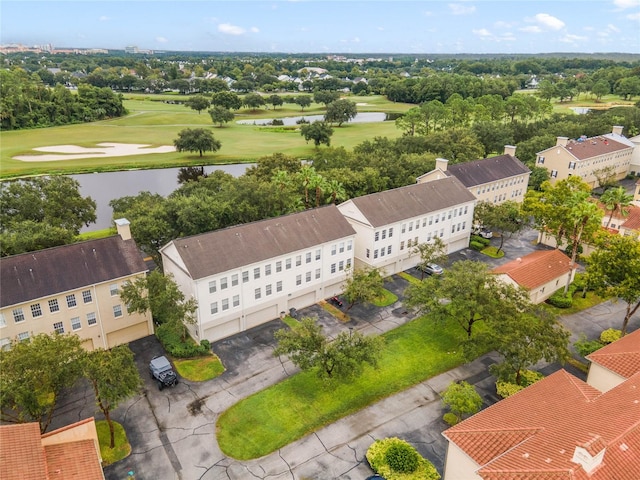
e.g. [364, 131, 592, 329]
[156, 323, 210, 358]
[366, 438, 440, 480]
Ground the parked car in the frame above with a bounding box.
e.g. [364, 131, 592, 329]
[418, 262, 444, 275]
[149, 355, 178, 390]
[472, 225, 493, 238]
[329, 296, 343, 307]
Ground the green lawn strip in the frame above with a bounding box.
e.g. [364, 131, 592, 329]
[174, 354, 225, 381]
[216, 315, 467, 460]
[372, 288, 398, 307]
[96, 420, 131, 465]
[76, 227, 117, 241]
[397, 271, 423, 285]
[480, 246, 505, 258]
[321, 302, 350, 322]
[542, 291, 607, 316]
[281, 315, 300, 328]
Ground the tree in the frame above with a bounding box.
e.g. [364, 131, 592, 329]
[342, 266, 385, 311]
[313, 90, 340, 107]
[592, 79, 610, 101]
[600, 186, 633, 227]
[324, 99, 357, 126]
[587, 234, 640, 335]
[0, 221, 74, 257]
[0, 333, 85, 433]
[293, 95, 312, 111]
[242, 93, 266, 110]
[273, 318, 384, 380]
[300, 121, 333, 148]
[411, 237, 447, 280]
[441, 381, 482, 423]
[174, 128, 222, 157]
[211, 91, 242, 110]
[473, 201, 529, 254]
[84, 345, 141, 448]
[185, 95, 210, 114]
[245, 152, 302, 181]
[268, 94, 284, 110]
[177, 166, 207, 184]
[592, 165, 619, 191]
[208, 106, 234, 127]
[395, 107, 423, 137]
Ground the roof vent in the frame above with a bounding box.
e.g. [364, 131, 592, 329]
[572, 435, 606, 473]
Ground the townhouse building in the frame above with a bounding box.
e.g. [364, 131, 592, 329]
[0, 219, 152, 351]
[160, 205, 356, 343]
[535, 126, 635, 188]
[417, 146, 530, 205]
[600, 203, 640, 240]
[336, 176, 476, 275]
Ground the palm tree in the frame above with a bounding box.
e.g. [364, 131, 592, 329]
[601, 186, 633, 228]
[326, 179, 347, 205]
[297, 165, 317, 209]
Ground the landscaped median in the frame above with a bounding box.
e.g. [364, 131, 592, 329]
[216, 314, 474, 460]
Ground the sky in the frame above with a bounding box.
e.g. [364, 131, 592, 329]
[2, 0, 640, 54]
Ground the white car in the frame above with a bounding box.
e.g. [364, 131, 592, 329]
[473, 227, 493, 239]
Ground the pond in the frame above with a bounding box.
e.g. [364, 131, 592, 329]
[236, 112, 388, 126]
[71, 164, 252, 232]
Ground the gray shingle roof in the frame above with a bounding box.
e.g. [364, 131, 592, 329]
[447, 154, 530, 188]
[345, 177, 476, 228]
[165, 205, 356, 280]
[0, 236, 147, 308]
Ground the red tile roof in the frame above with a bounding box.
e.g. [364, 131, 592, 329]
[491, 249, 576, 289]
[444, 370, 640, 480]
[621, 205, 640, 231]
[588, 329, 640, 379]
[539, 135, 632, 161]
[0, 423, 48, 480]
[45, 440, 104, 480]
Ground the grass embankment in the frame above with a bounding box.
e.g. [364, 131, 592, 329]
[0, 94, 412, 179]
[174, 354, 225, 381]
[96, 420, 131, 465]
[216, 314, 469, 460]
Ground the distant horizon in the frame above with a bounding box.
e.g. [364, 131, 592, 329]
[2, 1, 639, 55]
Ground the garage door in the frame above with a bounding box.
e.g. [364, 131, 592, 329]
[204, 318, 241, 342]
[245, 305, 279, 329]
[106, 321, 150, 348]
[81, 338, 95, 351]
[288, 291, 316, 311]
[324, 282, 343, 297]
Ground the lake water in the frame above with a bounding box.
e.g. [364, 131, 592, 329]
[236, 112, 387, 126]
[72, 164, 252, 231]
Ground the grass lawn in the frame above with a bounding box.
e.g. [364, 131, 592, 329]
[372, 288, 398, 307]
[216, 314, 470, 460]
[321, 302, 350, 322]
[543, 290, 607, 316]
[96, 419, 131, 466]
[76, 227, 117, 241]
[481, 246, 505, 258]
[397, 272, 424, 285]
[174, 354, 225, 381]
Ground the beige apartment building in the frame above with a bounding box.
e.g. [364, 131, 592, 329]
[535, 126, 635, 188]
[0, 220, 152, 350]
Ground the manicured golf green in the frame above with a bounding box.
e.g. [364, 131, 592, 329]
[0, 94, 413, 179]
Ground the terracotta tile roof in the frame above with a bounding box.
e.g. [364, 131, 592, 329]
[44, 440, 104, 480]
[491, 249, 576, 289]
[344, 176, 476, 228]
[0, 423, 48, 480]
[165, 205, 356, 279]
[0, 235, 147, 308]
[587, 329, 640, 379]
[443, 370, 640, 480]
[538, 135, 632, 161]
[621, 205, 640, 231]
[447, 154, 530, 188]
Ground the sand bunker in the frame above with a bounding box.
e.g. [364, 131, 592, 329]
[14, 143, 176, 162]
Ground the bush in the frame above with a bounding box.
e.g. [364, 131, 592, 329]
[270, 118, 284, 126]
[574, 335, 603, 357]
[156, 323, 209, 358]
[470, 235, 491, 246]
[443, 412, 458, 426]
[496, 381, 524, 398]
[469, 240, 485, 251]
[496, 369, 544, 398]
[296, 117, 309, 124]
[600, 328, 622, 344]
[200, 339, 211, 351]
[366, 438, 441, 480]
[520, 369, 544, 387]
[547, 289, 573, 308]
[386, 442, 420, 474]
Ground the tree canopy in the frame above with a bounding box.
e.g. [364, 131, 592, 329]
[342, 267, 385, 311]
[300, 121, 334, 147]
[174, 128, 222, 157]
[324, 99, 357, 126]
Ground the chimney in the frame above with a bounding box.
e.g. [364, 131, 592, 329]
[572, 436, 606, 474]
[504, 145, 517, 156]
[114, 218, 132, 241]
[556, 137, 569, 147]
[436, 158, 449, 172]
[612, 125, 624, 136]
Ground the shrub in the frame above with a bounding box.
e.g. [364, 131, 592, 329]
[386, 442, 420, 474]
[443, 412, 458, 426]
[156, 323, 209, 358]
[574, 335, 603, 357]
[296, 117, 309, 124]
[547, 289, 573, 308]
[520, 369, 544, 387]
[270, 118, 284, 126]
[200, 339, 211, 351]
[470, 235, 491, 246]
[366, 438, 441, 480]
[496, 381, 524, 398]
[469, 240, 485, 251]
[600, 328, 622, 344]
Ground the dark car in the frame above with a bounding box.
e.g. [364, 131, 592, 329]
[329, 296, 343, 307]
[418, 262, 444, 275]
[149, 355, 178, 390]
[365, 475, 385, 480]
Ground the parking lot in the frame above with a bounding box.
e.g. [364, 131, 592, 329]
[46, 228, 638, 480]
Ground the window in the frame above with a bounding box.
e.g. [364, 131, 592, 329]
[374, 231, 380, 241]
[315, 249, 321, 260]
[439, 229, 444, 238]
[48, 298, 60, 313]
[296, 275, 302, 286]
[427, 233, 432, 241]
[374, 249, 379, 259]
[346, 258, 352, 268]
[400, 241, 405, 250]
[306, 252, 311, 264]
[0, 314, 5, 328]
[389, 227, 394, 237]
[233, 295, 240, 307]
[331, 263, 336, 274]
[223, 298, 230, 310]
[447, 211, 452, 219]
[381, 229, 386, 239]
[211, 302, 218, 314]
[254, 267, 261, 279]
[366, 249, 370, 258]
[66, 294, 77, 308]
[276, 281, 283, 292]
[451, 225, 456, 233]
[30, 303, 42, 318]
[71, 317, 81, 331]
[423, 218, 427, 227]
[407, 239, 412, 248]
[551, 170, 558, 178]
[109, 284, 118, 296]
[464, 206, 468, 214]
[380, 248, 385, 257]
[306, 271, 311, 282]
[414, 236, 418, 245]
[266, 285, 272, 296]
[265, 264, 272, 276]
[276, 261, 282, 273]
[339, 242, 345, 253]
[347, 240, 353, 251]
[87, 312, 97, 326]
[435, 214, 439, 224]
[231, 274, 239, 287]
[331, 244, 337, 255]
[1, 337, 10, 350]
[401, 224, 406, 233]
[339, 260, 344, 271]
[296, 255, 302, 266]
[537, 156, 545, 164]
[286, 258, 292, 269]
[429, 216, 433, 225]
[408, 222, 413, 231]
[53, 321, 64, 334]
[415, 221, 420, 229]
[113, 305, 123, 318]
[17, 332, 29, 342]
[82, 290, 92, 303]
[242, 271, 249, 283]
[12, 308, 25, 323]
[220, 277, 228, 289]
[315, 268, 321, 279]
[387, 246, 392, 255]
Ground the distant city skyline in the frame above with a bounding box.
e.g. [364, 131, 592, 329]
[2, 0, 640, 54]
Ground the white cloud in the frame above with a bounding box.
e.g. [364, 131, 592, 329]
[560, 33, 588, 43]
[607, 23, 621, 32]
[377, 26, 385, 31]
[99, 15, 110, 22]
[613, 0, 640, 9]
[494, 20, 516, 29]
[534, 13, 565, 30]
[473, 28, 492, 37]
[627, 11, 640, 19]
[250, 26, 259, 33]
[449, 3, 476, 15]
[423, 10, 434, 17]
[156, 36, 168, 43]
[520, 26, 542, 33]
[353, 36, 361, 43]
[218, 23, 247, 35]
